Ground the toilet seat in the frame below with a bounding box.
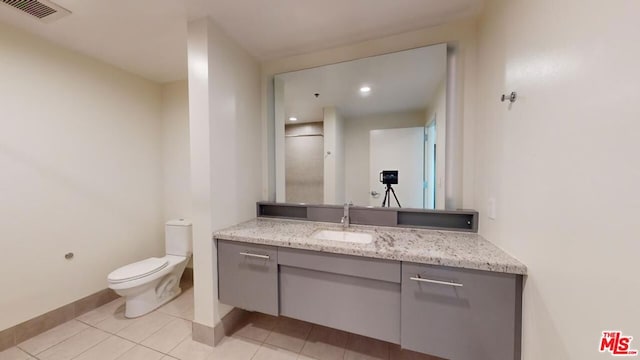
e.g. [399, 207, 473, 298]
[108, 257, 169, 284]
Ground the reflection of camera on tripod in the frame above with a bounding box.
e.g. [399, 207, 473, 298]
[380, 170, 401, 208]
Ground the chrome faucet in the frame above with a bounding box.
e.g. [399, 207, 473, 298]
[341, 201, 353, 229]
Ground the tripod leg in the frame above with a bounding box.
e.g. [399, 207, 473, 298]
[389, 186, 402, 208]
[381, 188, 388, 207]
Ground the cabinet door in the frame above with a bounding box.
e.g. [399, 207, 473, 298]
[280, 266, 401, 344]
[217, 240, 278, 316]
[401, 263, 522, 360]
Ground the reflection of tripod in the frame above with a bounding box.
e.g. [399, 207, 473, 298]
[381, 184, 401, 208]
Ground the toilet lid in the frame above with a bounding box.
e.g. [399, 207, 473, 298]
[108, 257, 169, 283]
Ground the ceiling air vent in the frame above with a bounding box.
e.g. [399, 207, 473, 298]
[1, 0, 71, 22]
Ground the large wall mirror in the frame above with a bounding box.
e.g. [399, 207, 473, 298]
[274, 43, 448, 209]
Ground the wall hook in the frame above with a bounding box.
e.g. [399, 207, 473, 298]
[501, 92, 517, 103]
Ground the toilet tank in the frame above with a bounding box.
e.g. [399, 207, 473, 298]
[165, 219, 192, 256]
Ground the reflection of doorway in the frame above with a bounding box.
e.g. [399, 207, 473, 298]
[369, 127, 424, 208]
[425, 117, 437, 209]
[285, 123, 324, 203]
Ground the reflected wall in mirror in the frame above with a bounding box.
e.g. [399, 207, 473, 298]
[275, 43, 447, 209]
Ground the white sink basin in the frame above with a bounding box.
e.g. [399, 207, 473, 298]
[312, 229, 373, 244]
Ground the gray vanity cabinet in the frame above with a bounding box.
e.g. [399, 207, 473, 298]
[217, 240, 279, 316]
[401, 263, 522, 360]
[215, 238, 524, 359]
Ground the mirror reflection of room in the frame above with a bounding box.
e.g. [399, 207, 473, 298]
[277, 43, 447, 209]
[285, 122, 324, 203]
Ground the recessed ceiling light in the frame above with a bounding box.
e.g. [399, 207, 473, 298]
[289, 117, 298, 121]
[360, 86, 371, 93]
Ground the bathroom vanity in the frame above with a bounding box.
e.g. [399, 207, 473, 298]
[213, 218, 526, 360]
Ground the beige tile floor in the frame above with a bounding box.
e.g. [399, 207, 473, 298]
[0, 289, 439, 360]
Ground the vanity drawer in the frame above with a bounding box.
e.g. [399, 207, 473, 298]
[401, 262, 522, 360]
[278, 247, 400, 283]
[280, 265, 401, 344]
[217, 240, 278, 316]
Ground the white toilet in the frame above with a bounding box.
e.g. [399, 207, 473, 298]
[108, 219, 192, 318]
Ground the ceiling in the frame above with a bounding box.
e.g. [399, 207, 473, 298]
[0, 0, 482, 83]
[277, 43, 446, 124]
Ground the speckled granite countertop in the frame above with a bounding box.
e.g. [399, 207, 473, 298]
[213, 218, 527, 275]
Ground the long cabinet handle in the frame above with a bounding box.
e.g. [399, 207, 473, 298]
[240, 252, 270, 260]
[410, 275, 463, 287]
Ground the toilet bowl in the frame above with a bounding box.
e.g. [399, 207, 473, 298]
[108, 219, 192, 318]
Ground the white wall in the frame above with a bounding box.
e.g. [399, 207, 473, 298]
[0, 22, 164, 330]
[335, 111, 345, 205]
[475, 1, 640, 359]
[161, 80, 191, 221]
[261, 18, 478, 209]
[424, 121, 436, 209]
[424, 80, 447, 209]
[322, 107, 345, 205]
[187, 17, 262, 330]
[344, 110, 425, 205]
[160, 80, 191, 268]
[273, 77, 286, 202]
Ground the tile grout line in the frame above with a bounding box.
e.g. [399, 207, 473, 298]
[124, 320, 194, 357]
[135, 314, 183, 345]
[66, 303, 188, 358]
[16, 320, 89, 358]
[11, 292, 195, 360]
[235, 327, 271, 346]
[300, 323, 313, 354]
[66, 331, 114, 360]
[84, 309, 179, 339]
[155, 300, 195, 321]
[16, 305, 401, 360]
[155, 329, 193, 358]
[19, 318, 393, 360]
[246, 342, 261, 360]
[244, 320, 275, 360]
[82, 313, 187, 357]
[92, 311, 140, 337]
[300, 324, 320, 360]
[254, 319, 315, 359]
[23, 325, 109, 360]
[7, 289, 179, 349]
[289, 322, 314, 358]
